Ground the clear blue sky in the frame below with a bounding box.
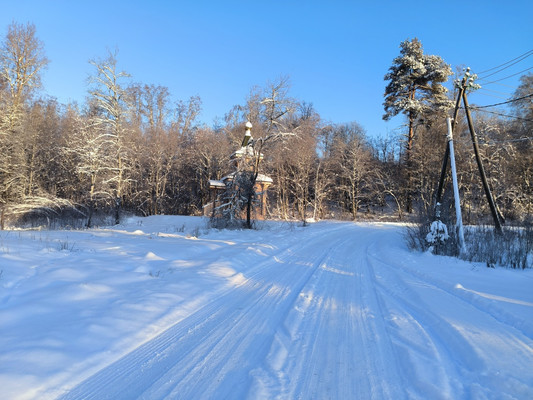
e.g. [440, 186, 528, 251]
[2, 0, 532, 137]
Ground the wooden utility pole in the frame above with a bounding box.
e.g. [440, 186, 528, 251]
[434, 68, 503, 234]
[435, 74, 466, 211]
[462, 92, 503, 233]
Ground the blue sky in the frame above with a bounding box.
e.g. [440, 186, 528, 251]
[2, 0, 532, 138]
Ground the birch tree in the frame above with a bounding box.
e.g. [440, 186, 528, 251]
[0, 22, 48, 129]
[128, 83, 171, 215]
[328, 123, 381, 220]
[0, 22, 48, 223]
[88, 50, 132, 224]
[64, 103, 116, 227]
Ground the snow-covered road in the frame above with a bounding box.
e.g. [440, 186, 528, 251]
[1, 217, 532, 399]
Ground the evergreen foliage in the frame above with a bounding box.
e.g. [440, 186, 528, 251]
[383, 38, 453, 213]
[383, 38, 453, 127]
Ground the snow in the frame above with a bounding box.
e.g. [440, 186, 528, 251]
[426, 219, 449, 244]
[1, 216, 532, 399]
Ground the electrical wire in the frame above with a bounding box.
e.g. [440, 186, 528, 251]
[477, 50, 533, 75]
[469, 93, 533, 109]
[478, 66, 533, 85]
[475, 91, 511, 101]
[486, 82, 516, 89]
[467, 107, 533, 123]
[477, 87, 514, 96]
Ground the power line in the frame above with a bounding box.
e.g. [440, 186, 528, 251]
[478, 50, 533, 75]
[467, 107, 533, 123]
[470, 92, 533, 109]
[479, 66, 533, 85]
[477, 87, 514, 97]
[487, 82, 516, 89]
[475, 91, 510, 101]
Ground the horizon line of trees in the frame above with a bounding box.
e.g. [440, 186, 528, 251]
[0, 22, 531, 229]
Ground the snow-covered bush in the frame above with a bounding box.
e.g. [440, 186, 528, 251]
[425, 220, 449, 244]
[423, 219, 450, 255]
[406, 217, 458, 256]
[407, 221, 533, 269]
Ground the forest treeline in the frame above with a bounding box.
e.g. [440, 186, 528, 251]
[0, 23, 531, 228]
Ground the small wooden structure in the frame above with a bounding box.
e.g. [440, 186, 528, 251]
[203, 122, 273, 219]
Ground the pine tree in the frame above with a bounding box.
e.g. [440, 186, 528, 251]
[383, 38, 453, 212]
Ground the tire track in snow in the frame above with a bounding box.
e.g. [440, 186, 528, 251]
[367, 242, 533, 399]
[144, 227, 351, 400]
[58, 223, 349, 399]
[248, 233, 356, 399]
[250, 226, 407, 400]
[370, 246, 533, 340]
[366, 256, 468, 399]
[55, 222, 533, 399]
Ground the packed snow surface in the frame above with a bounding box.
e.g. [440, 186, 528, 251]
[1, 216, 532, 399]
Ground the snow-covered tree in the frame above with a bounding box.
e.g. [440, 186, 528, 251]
[88, 50, 132, 224]
[63, 105, 117, 227]
[215, 78, 299, 228]
[0, 22, 48, 127]
[0, 22, 49, 221]
[329, 123, 383, 220]
[383, 38, 453, 212]
[127, 83, 171, 215]
[511, 72, 533, 128]
[507, 73, 533, 217]
[383, 38, 453, 152]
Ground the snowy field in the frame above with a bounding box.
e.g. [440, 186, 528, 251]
[1, 216, 532, 399]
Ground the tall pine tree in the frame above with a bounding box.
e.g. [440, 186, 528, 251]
[383, 38, 452, 212]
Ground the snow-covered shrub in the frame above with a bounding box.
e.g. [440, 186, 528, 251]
[426, 220, 449, 244]
[407, 221, 533, 269]
[405, 219, 459, 257]
[425, 219, 455, 255]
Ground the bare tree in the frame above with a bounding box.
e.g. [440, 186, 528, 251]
[127, 83, 172, 215]
[187, 126, 232, 213]
[274, 116, 320, 222]
[88, 50, 132, 224]
[327, 123, 382, 220]
[0, 22, 49, 225]
[215, 77, 298, 228]
[61, 102, 118, 227]
[0, 22, 48, 128]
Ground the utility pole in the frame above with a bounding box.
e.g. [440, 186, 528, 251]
[435, 74, 466, 213]
[434, 68, 503, 234]
[446, 117, 467, 254]
[462, 91, 503, 234]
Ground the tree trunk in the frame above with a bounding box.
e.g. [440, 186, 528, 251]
[246, 191, 252, 229]
[87, 199, 94, 228]
[87, 174, 96, 228]
[405, 110, 415, 213]
[114, 196, 121, 225]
